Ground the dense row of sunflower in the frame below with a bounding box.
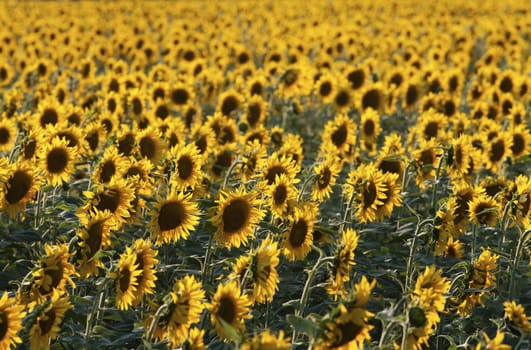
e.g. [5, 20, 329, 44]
[0, 0, 529, 349]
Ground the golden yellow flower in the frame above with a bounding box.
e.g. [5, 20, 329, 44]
[0, 160, 43, 219]
[0, 292, 26, 350]
[39, 136, 78, 186]
[282, 206, 316, 261]
[241, 330, 290, 350]
[108, 250, 142, 311]
[209, 280, 252, 340]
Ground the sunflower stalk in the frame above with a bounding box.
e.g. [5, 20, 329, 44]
[145, 302, 169, 344]
[340, 183, 357, 234]
[431, 148, 446, 210]
[497, 200, 513, 250]
[405, 218, 433, 291]
[508, 229, 530, 300]
[297, 173, 318, 203]
[222, 157, 242, 190]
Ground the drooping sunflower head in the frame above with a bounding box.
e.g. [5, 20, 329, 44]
[311, 156, 341, 202]
[327, 228, 359, 299]
[211, 187, 265, 249]
[29, 290, 73, 350]
[282, 206, 316, 261]
[413, 265, 451, 314]
[251, 235, 281, 304]
[209, 280, 252, 340]
[76, 209, 113, 279]
[150, 190, 200, 245]
[0, 292, 26, 350]
[108, 250, 142, 311]
[468, 193, 500, 227]
[1, 160, 43, 219]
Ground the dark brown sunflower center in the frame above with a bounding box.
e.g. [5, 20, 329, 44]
[38, 309, 57, 335]
[474, 202, 495, 224]
[6, 170, 32, 204]
[0, 311, 8, 340]
[335, 90, 350, 107]
[221, 96, 239, 117]
[212, 151, 233, 177]
[23, 138, 37, 159]
[39, 260, 64, 295]
[47, 148, 68, 174]
[443, 100, 456, 117]
[265, 165, 287, 185]
[194, 135, 207, 154]
[347, 69, 365, 89]
[250, 82, 263, 96]
[99, 161, 116, 183]
[511, 134, 524, 156]
[218, 295, 237, 324]
[158, 201, 185, 231]
[489, 139, 505, 163]
[424, 122, 438, 139]
[177, 156, 193, 181]
[454, 191, 473, 225]
[499, 76, 512, 93]
[86, 220, 104, 259]
[155, 104, 169, 120]
[289, 219, 308, 248]
[0, 127, 9, 145]
[334, 321, 363, 346]
[406, 85, 418, 106]
[273, 184, 288, 206]
[319, 81, 332, 97]
[363, 120, 375, 137]
[107, 98, 117, 113]
[0, 67, 7, 81]
[318, 168, 331, 190]
[247, 103, 261, 127]
[362, 89, 380, 110]
[222, 199, 250, 234]
[171, 88, 189, 105]
[132, 98, 142, 115]
[219, 126, 235, 145]
[86, 130, 99, 152]
[378, 159, 401, 176]
[118, 134, 135, 156]
[119, 268, 131, 293]
[41, 108, 58, 127]
[331, 123, 348, 148]
[419, 150, 434, 169]
[139, 137, 156, 160]
[95, 189, 121, 213]
[362, 182, 377, 208]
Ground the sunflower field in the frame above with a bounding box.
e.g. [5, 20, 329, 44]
[0, 0, 530, 349]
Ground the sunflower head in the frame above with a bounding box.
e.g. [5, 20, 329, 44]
[209, 281, 252, 340]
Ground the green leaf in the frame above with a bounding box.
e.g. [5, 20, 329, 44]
[218, 317, 243, 344]
[286, 314, 318, 340]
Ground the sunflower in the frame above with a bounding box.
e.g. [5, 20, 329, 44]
[190, 124, 216, 162]
[332, 86, 353, 113]
[375, 172, 402, 219]
[108, 250, 142, 310]
[243, 125, 270, 147]
[449, 183, 477, 231]
[468, 193, 500, 227]
[206, 113, 239, 146]
[327, 228, 359, 299]
[34, 98, 64, 129]
[278, 133, 304, 167]
[344, 164, 388, 223]
[259, 152, 299, 189]
[82, 122, 102, 156]
[30, 243, 77, 303]
[509, 124, 531, 160]
[38, 136, 77, 186]
[211, 187, 265, 249]
[503, 300, 531, 333]
[169, 83, 195, 108]
[135, 126, 166, 166]
[101, 91, 123, 116]
[92, 147, 128, 185]
[358, 82, 386, 112]
[282, 205, 316, 261]
[241, 140, 268, 183]
[412, 266, 451, 315]
[129, 239, 159, 305]
[266, 173, 298, 220]
[182, 327, 206, 350]
[20, 129, 41, 162]
[217, 89, 243, 118]
[0, 292, 25, 350]
[457, 249, 499, 316]
[159, 275, 206, 346]
[76, 210, 113, 279]
[317, 276, 375, 350]
[150, 190, 200, 245]
[475, 331, 511, 350]
[209, 280, 252, 340]
[446, 135, 472, 180]
[0, 160, 43, 219]
[29, 290, 73, 350]
[241, 330, 290, 350]
[412, 139, 442, 188]
[78, 177, 136, 230]
[243, 95, 268, 128]
[315, 72, 337, 104]
[169, 143, 203, 190]
[311, 157, 342, 202]
[0, 117, 18, 153]
[115, 127, 137, 157]
[445, 237, 464, 259]
[485, 132, 513, 172]
[345, 65, 368, 91]
[320, 113, 357, 159]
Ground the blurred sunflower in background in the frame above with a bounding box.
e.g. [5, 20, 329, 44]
[0, 292, 26, 350]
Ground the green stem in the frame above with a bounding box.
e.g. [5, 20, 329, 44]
[222, 157, 242, 190]
[340, 184, 357, 233]
[201, 232, 214, 286]
[431, 150, 446, 210]
[509, 229, 531, 300]
[405, 218, 433, 291]
[497, 200, 512, 250]
[298, 248, 335, 317]
[145, 303, 169, 343]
